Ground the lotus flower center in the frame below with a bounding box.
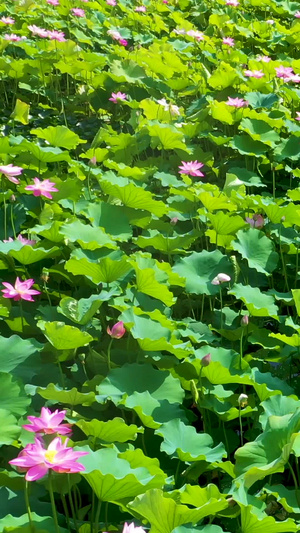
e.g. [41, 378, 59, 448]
[44, 450, 57, 463]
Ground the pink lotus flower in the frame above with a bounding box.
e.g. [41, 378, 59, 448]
[245, 213, 264, 228]
[28, 25, 49, 37]
[23, 407, 72, 435]
[0, 164, 23, 184]
[225, 0, 239, 5]
[275, 65, 294, 78]
[1, 16, 15, 24]
[226, 97, 248, 108]
[107, 29, 122, 40]
[222, 37, 235, 47]
[256, 55, 271, 62]
[122, 524, 146, 533]
[107, 0, 117, 5]
[163, 0, 169, 4]
[4, 34, 25, 41]
[107, 321, 126, 339]
[119, 38, 128, 46]
[9, 437, 88, 481]
[211, 273, 231, 285]
[47, 30, 66, 41]
[2, 277, 40, 302]
[71, 7, 85, 16]
[25, 178, 58, 199]
[186, 29, 204, 41]
[295, 11, 300, 17]
[109, 91, 127, 103]
[135, 5, 146, 11]
[295, 112, 300, 121]
[244, 69, 265, 78]
[284, 73, 300, 83]
[4, 234, 36, 245]
[178, 161, 204, 177]
[47, 0, 59, 4]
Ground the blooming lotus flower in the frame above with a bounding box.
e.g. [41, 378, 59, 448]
[107, 0, 117, 5]
[226, 97, 248, 108]
[275, 65, 294, 78]
[107, 321, 126, 339]
[47, 0, 59, 4]
[28, 25, 49, 37]
[295, 112, 300, 121]
[157, 98, 180, 116]
[47, 30, 66, 41]
[107, 29, 122, 40]
[295, 11, 300, 17]
[222, 37, 235, 47]
[4, 33, 25, 41]
[245, 213, 264, 228]
[256, 55, 271, 63]
[284, 73, 300, 83]
[109, 91, 127, 103]
[211, 273, 231, 285]
[0, 164, 23, 184]
[122, 523, 146, 533]
[1, 16, 15, 24]
[244, 69, 264, 78]
[225, 0, 239, 5]
[178, 161, 204, 177]
[4, 234, 36, 245]
[135, 5, 146, 11]
[186, 29, 204, 41]
[71, 7, 85, 16]
[23, 407, 72, 435]
[25, 178, 58, 199]
[9, 437, 88, 481]
[2, 277, 40, 301]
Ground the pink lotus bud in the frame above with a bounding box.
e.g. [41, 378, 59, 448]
[245, 214, 264, 229]
[170, 217, 178, 226]
[107, 321, 126, 339]
[201, 353, 211, 367]
[211, 273, 231, 285]
[241, 315, 249, 327]
[89, 156, 97, 166]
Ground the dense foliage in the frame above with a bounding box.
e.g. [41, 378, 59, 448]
[1, 0, 300, 531]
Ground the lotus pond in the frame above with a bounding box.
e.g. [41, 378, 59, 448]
[1, 0, 300, 532]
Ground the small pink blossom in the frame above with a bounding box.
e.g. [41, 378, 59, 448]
[186, 29, 204, 41]
[107, 321, 126, 339]
[23, 407, 72, 435]
[9, 437, 88, 481]
[119, 38, 128, 46]
[222, 37, 235, 47]
[245, 213, 264, 229]
[275, 65, 294, 78]
[107, 0, 117, 5]
[122, 524, 146, 533]
[4, 33, 24, 41]
[47, 30, 66, 41]
[178, 161, 204, 177]
[135, 5, 146, 11]
[295, 112, 300, 121]
[109, 91, 127, 103]
[2, 277, 40, 302]
[1, 16, 15, 24]
[295, 11, 300, 17]
[3, 235, 36, 245]
[25, 178, 58, 199]
[226, 97, 248, 108]
[47, 0, 59, 4]
[0, 164, 23, 184]
[89, 156, 97, 165]
[256, 55, 271, 63]
[225, 0, 239, 5]
[163, 0, 168, 3]
[71, 7, 85, 16]
[28, 25, 49, 37]
[211, 273, 231, 285]
[244, 69, 265, 78]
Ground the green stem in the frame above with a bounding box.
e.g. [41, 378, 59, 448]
[107, 338, 113, 371]
[19, 300, 24, 333]
[61, 494, 71, 532]
[90, 490, 95, 533]
[222, 420, 230, 454]
[219, 288, 223, 331]
[25, 481, 35, 533]
[272, 164, 276, 200]
[288, 461, 298, 489]
[240, 329, 244, 370]
[48, 471, 60, 533]
[67, 475, 79, 533]
[10, 203, 16, 239]
[238, 406, 243, 447]
[94, 499, 102, 533]
[174, 460, 181, 488]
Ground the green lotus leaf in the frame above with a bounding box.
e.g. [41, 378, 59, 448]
[0, 373, 30, 415]
[224, 167, 265, 189]
[240, 504, 297, 533]
[232, 229, 279, 275]
[37, 321, 93, 349]
[175, 483, 228, 512]
[8, 245, 60, 265]
[21, 141, 72, 163]
[60, 220, 117, 251]
[110, 59, 146, 82]
[173, 250, 233, 295]
[274, 136, 300, 161]
[65, 256, 132, 284]
[208, 212, 247, 235]
[155, 419, 226, 463]
[134, 266, 175, 306]
[230, 135, 268, 156]
[0, 408, 20, 445]
[30, 125, 86, 150]
[134, 230, 199, 254]
[244, 92, 279, 109]
[263, 484, 300, 514]
[76, 417, 142, 443]
[83, 202, 132, 241]
[99, 181, 167, 217]
[239, 118, 280, 147]
[11, 99, 30, 125]
[77, 446, 166, 502]
[58, 295, 102, 325]
[228, 284, 279, 319]
[260, 395, 300, 430]
[0, 513, 69, 533]
[208, 62, 239, 89]
[0, 335, 43, 373]
[210, 101, 235, 125]
[147, 123, 187, 151]
[37, 383, 95, 406]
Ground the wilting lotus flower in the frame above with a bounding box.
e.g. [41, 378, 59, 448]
[226, 97, 248, 108]
[1, 16, 15, 24]
[295, 112, 300, 121]
[211, 273, 231, 285]
[157, 98, 180, 116]
[107, 321, 126, 339]
[23, 407, 72, 435]
[2, 277, 40, 301]
[222, 37, 235, 47]
[109, 91, 127, 103]
[295, 11, 300, 17]
[122, 523, 147, 533]
[25, 178, 58, 199]
[71, 7, 85, 16]
[201, 353, 211, 367]
[245, 213, 264, 228]
[0, 164, 23, 184]
[256, 55, 271, 62]
[9, 437, 88, 481]
[186, 29, 204, 41]
[178, 161, 204, 177]
[244, 69, 265, 78]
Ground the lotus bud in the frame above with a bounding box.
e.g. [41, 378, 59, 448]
[241, 315, 249, 327]
[211, 273, 231, 285]
[107, 321, 126, 339]
[238, 393, 248, 407]
[9, 194, 16, 203]
[170, 217, 178, 226]
[41, 268, 50, 283]
[201, 353, 211, 367]
[89, 156, 97, 166]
